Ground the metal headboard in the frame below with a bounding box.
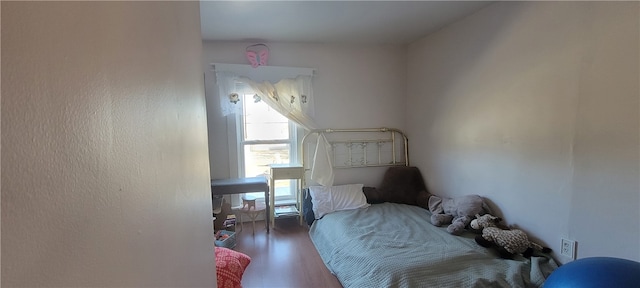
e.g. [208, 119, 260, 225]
[301, 127, 409, 169]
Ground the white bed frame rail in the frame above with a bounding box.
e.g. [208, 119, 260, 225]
[301, 127, 409, 169]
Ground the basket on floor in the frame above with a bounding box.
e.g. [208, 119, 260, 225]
[215, 230, 236, 249]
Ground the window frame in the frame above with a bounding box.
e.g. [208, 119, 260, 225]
[228, 87, 300, 203]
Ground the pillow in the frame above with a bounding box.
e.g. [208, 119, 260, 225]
[364, 166, 432, 209]
[215, 247, 251, 288]
[302, 188, 316, 226]
[362, 186, 384, 204]
[308, 184, 369, 219]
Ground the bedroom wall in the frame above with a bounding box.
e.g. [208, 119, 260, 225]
[203, 42, 406, 186]
[407, 1, 639, 263]
[2, 2, 216, 286]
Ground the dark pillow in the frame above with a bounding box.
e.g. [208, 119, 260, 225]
[362, 186, 384, 204]
[302, 188, 315, 226]
[365, 166, 432, 209]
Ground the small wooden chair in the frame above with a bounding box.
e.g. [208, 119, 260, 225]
[235, 197, 266, 235]
[242, 195, 257, 210]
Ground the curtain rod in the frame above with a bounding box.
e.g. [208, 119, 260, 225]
[211, 63, 316, 76]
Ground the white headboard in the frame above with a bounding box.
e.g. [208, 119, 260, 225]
[301, 127, 409, 170]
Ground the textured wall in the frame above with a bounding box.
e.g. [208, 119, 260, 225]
[407, 1, 639, 263]
[1, 2, 215, 286]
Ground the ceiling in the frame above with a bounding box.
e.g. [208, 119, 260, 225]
[200, 1, 493, 45]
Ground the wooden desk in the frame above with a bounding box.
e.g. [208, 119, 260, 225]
[211, 176, 270, 233]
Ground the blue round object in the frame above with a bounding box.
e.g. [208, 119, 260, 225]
[545, 257, 640, 288]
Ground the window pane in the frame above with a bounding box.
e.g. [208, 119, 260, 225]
[273, 179, 294, 198]
[243, 143, 291, 177]
[244, 143, 294, 199]
[243, 94, 289, 141]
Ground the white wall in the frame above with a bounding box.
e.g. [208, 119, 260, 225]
[203, 42, 407, 186]
[407, 1, 639, 263]
[1, 2, 216, 286]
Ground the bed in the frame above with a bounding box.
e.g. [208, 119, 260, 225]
[302, 128, 558, 288]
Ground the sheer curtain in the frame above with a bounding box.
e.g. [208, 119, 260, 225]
[215, 66, 334, 186]
[241, 76, 316, 129]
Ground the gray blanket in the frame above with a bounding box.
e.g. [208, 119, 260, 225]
[309, 203, 557, 288]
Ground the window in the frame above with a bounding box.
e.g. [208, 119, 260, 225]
[237, 89, 298, 202]
[214, 64, 315, 203]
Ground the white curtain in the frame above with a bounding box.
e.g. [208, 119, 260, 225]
[216, 71, 246, 116]
[215, 70, 334, 186]
[240, 76, 316, 129]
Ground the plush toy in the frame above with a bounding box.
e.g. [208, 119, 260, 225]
[428, 194, 489, 235]
[472, 214, 551, 259]
[470, 213, 505, 231]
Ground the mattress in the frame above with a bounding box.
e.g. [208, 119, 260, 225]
[309, 202, 557, 288]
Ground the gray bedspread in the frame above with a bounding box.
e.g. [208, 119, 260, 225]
[309, 203, 557, 288]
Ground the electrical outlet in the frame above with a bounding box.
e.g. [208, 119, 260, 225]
[561, 238, 576, 259]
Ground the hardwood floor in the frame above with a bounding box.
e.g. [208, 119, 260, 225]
[233, 218, 342, 288]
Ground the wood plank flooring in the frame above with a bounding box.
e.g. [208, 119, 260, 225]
[233, 218, 342, 288]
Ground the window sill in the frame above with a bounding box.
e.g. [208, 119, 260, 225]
[238, 196, 296, 207]
[274, 199, 297, 207]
